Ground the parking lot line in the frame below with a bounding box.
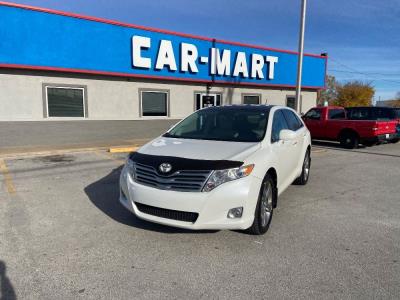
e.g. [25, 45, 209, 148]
[0, 159, 16, 195]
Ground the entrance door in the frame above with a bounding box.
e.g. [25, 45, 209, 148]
[195, 93, 221, 110]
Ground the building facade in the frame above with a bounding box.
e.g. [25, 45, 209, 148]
[0, 2, 327, 122]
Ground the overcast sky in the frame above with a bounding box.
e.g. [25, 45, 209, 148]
[14, 0, 400, 100]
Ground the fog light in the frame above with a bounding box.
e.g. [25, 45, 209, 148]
[227, 207, 243, 219]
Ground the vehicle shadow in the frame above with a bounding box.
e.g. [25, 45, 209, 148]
[84, 166, 217, 234]
[312, 140, 366, 149]
[312, 140, 400, 158]
[0, 260, 16, 300]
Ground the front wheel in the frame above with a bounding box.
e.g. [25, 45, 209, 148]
[247, 174, 276, 235]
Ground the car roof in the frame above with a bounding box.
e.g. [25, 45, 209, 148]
[346, 106, 394, 110]
[201, 104, 274, 113]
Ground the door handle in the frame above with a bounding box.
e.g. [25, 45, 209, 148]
[292, 141, 298, 146]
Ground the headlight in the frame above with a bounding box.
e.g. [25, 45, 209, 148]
[202, 164, 254, 192]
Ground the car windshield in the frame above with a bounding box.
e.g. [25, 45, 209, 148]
[164, 107, 269, 142]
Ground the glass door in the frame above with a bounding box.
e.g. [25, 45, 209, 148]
[195, 93, 221, 110]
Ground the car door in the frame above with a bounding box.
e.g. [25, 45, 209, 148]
[303, 108, 323, 138]
[282, 109, 306, 171]
[270, 109, 299, 191]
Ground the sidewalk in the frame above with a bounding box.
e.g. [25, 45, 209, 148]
[0, 120, 178, 156]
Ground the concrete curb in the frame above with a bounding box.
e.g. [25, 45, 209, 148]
[109, 146, 140, 153]
[0, 143, 146, 159]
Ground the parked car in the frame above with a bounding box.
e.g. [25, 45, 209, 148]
[345, 106, 400, 143]
[120, 105, 311, 235]
[302, 106, 398, 148]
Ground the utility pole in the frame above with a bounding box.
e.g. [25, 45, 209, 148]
[295, 0, 307, 113]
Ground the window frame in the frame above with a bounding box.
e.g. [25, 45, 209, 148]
[43, 84, 88, 119]
[241, 93, 261, 105]
[304, 108, 322, 120]
[282, 109, 304, 131]
[271, 109, 290, 143]
[139, 89, 170, 118]
[286, 95, 302, 111]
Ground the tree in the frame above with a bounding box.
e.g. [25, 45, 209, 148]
[332, 81, 375, 107]
[318, 75, 337, 106]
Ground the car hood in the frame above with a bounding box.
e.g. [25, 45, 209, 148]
[138, 137, 261, 162]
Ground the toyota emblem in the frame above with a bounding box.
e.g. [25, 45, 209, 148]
[159, 163, 172, 173]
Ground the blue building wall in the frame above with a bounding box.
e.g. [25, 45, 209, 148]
[0, 3, 326, 89]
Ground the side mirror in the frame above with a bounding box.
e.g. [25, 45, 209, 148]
[279, 129, 296, 141]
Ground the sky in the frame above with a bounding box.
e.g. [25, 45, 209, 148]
[12, 0, 400, 101]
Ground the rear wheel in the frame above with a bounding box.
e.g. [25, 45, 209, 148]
[247, 174, 275, 235]
[294, 150, 311, 185]
[340, 132, 359, 149]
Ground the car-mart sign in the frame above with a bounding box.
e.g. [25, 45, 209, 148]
[132, 35, 279, 80]
[0, 2, 327, 88]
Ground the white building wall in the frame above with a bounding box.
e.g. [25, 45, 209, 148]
[0, 71, 317, 121]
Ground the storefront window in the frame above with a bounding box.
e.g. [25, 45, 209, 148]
[243, 94, 261, 105]
[141, 91, 168, 117]
[46, 86, 85, 117]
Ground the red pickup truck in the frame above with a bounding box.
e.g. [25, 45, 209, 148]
[303, 106, 399, 149]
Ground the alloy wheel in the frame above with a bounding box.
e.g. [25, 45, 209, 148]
[260, 181, 273, 227]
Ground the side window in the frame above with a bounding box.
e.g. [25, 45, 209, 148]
[304, 108, 321, 120]
[282, 109, 304, 131]
[271, 110, 290, 143]
[347, 108, 368, 120]
[328, 109, 346, 120]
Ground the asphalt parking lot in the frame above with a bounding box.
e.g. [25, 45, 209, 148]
[1, 143, 400, 299]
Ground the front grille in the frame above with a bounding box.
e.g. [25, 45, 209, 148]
[135, 202, 199, 223]
[133, 163, 211, 192]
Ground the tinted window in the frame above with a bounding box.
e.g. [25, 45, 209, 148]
[328, 109, 346, 120]
[346, 107, 396, 120]
[373, 108, 396, 120]
[271, 110, 290, 143]
[282, 109, 303, 131]
[142, 91, 168, 116]
[304, 108, 321, 120]
[165, 108, 268, 142]
[47, 87, 84, 117]
[346, 108, 369, 120]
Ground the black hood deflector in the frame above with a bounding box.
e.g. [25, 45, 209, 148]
[129, 152, 243, 172]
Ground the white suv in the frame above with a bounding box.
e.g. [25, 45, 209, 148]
[120, 105, 311, 235]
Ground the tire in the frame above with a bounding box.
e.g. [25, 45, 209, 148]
[294, 150, 311, 185]
[247, 174, 276, 235]
[339, 132, 359, 149]
[390, 138, 399, 144]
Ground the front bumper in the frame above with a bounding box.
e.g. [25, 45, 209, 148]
[119, 165, 262, 230]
